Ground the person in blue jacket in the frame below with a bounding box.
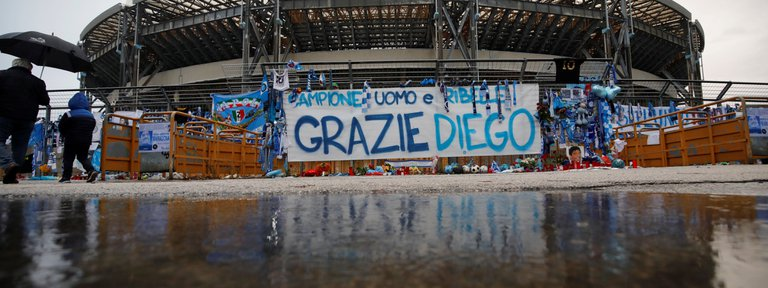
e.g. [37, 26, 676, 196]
[58, 93, 98, 183]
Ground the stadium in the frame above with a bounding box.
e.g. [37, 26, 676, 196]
[77, 0, 705, 110]
[25, 0, 768, 179]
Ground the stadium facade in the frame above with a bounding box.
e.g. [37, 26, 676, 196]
[79, 0, 705, 108]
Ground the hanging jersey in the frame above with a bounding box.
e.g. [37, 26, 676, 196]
[273, 69, 290, 91]
[554, 58, 584, 84]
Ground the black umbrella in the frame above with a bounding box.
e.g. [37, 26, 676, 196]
[0, 31, 91, 73]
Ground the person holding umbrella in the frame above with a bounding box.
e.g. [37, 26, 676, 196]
[0, 31, 92, 75]
[0, 31, 92, 184]
[0, 58, 50, 184]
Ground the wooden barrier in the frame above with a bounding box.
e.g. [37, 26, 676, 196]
[101, 114, 140, 178]
[614, 97, 768, 167]
[100, 112, 262, 180]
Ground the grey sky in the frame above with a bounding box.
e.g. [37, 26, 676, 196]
[675, 0, 768, 82]
[1, 0, 766, 90]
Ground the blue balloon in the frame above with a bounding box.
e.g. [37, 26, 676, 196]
[592, 85, 607, 99]
[606, 85, 621, 100]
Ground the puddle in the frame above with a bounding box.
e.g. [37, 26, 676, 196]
[1, 192, 767, 287]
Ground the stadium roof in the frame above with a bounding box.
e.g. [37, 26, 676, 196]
[80, 0, 704, 87]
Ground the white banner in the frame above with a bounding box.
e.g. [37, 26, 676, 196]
[138, 122, 171, 153]
[284, 85, 541, 162]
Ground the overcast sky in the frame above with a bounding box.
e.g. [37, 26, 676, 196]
[1, 0, 766, 90]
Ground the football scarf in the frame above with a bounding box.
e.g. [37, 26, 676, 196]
[503, 80, 513, 111]
[512, 80, 517, 106]
[482, 80, 491, 116]
[362, 81, 371, 113]
[496, 85, 503, 122]
[261, 74, 269, 91]
[471, 81, 477, 114]
[495, 84, 503, 122]
[440, 81, 449, 112]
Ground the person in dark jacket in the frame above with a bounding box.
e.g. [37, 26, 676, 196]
[0, 58, 50, 184]
[59, 92, 98, 183]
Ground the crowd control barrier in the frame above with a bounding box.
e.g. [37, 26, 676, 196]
[100, 112, 263, 180]
[614, 97, 768, 167]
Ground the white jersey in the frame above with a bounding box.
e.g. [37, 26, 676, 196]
[273, 69, 289, 91]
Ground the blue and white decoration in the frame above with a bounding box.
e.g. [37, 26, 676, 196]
[614, 102, 684, 130]
[211, 90, 269, 132]
[361, 81, 372, 114]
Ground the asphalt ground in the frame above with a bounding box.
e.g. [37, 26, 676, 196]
[1, 165, 766, 199]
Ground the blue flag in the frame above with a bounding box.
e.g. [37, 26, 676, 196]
[212, 90, 269, 132]
[261, 74, 269, 91]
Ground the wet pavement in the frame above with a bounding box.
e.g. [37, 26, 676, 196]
[2, 165, 767, 197]
[1, 191, 767, 287]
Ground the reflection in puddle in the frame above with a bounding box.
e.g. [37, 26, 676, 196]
[1, 192, 767, 287]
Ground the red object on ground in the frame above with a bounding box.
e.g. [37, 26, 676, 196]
[349, 167, 354, 176]
[317, 163, 330, 173]
[302, 169, 319, 177]
[633, 160, 638, 168]
[396, 167, 408, 175]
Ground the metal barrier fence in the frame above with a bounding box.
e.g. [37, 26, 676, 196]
[614, 97, 768, 167]
[40, 59, 768, 117]
[100, 111, 263, 180]
[42, 80, 768, 116]
[254, 59, 611, 89]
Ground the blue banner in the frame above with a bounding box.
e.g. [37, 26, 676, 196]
[211, 91, 268, 132]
